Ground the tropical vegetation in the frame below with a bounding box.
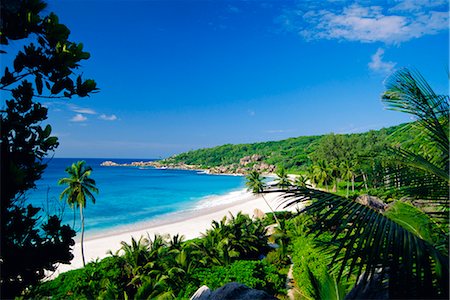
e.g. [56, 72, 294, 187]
[31, 212, 288, 299]
[163, 122, 416, 175]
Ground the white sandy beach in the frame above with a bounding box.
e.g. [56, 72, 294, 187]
[52, 189, 300, 278]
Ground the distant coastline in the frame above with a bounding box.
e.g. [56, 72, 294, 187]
[100, 154, 277, 176]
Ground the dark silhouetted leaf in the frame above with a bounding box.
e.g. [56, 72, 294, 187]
[35, 73, 43, 95]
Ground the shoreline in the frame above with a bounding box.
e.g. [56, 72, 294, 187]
[81, 188, 251, 242]
[51, 188, 296, 278]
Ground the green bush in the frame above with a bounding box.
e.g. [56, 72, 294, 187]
[263, 211, 293, 226]
[264, 249, 291, 272]
[290, 234, 330, 299]
[181, 260, 286, 298]
[287, 214, 356, 299]
[31, 256, 127, 299]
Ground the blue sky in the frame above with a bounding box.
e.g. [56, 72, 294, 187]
[3, 0, 449, 158]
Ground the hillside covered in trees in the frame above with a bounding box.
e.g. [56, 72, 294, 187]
[162, 122, 418, 174]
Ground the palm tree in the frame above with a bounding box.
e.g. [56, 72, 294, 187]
[245, 170, 280, 226]
[293, 174, 309, 188]
[340, 161, 355, 197]
[275, 167, 291, 190]
[313, 160, 331, 191]
[306, 165, 317, 187]
[59, 160, 98, 267]
[279, 68, 449, 298]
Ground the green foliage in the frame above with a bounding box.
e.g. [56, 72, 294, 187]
[185, 260, 286, 297]
[262, 211, 293, 227]
[164, 122, 419, 198]
[264, 249, 291, 272]
[286, 215, 353, 300]
[245, 170, 265, 193]
[385, 201, 448, 253]
[305, 265, 348, 300]
[32, 256, 127, 299]
[282, 187, 449, 298]
[164, 123, 412, 170]
[1, 0, 97, 297]
[164, 136, 321, 171]
[275, 166, 290, 189]
[381, 69, 449, 210]
[195, 212, 269, 266]
[59, 161, 99, 209]
[290, 230, 331, 299]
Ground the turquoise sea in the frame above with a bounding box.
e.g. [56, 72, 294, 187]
[27, 158, 246, 235]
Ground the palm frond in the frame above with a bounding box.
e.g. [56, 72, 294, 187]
[382, 163, 448, 203]
[388, 146, 449, 183]
[382, 68, 449, 157]
[280, 187, 449, 299]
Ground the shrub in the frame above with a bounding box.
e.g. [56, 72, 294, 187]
[181, 260, 286, 298]
[31, 256, 127, 299]
[263, 211, 293, 226]
[264, 248, 291, 272]
[287, 214, 355, 299]
[290, 234, 330, 299]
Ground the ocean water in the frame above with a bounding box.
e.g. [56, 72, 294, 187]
[26, 158, 246, 234]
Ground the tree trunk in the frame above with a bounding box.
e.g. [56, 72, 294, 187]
[362, 172, 368, 191]
[80, 205, 86, 267]
[346, 181, 350, 198]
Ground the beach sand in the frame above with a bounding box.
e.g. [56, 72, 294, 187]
[51, 189, 300, 278]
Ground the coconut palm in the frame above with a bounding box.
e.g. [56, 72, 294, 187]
[340, 161, 355, 197]
[275, 167, 291, 189]
[245, 170, 280, 226]
[59, 160, 98, 267]
[313, 160, 332, 191]
[280, 68, 449, 298]
[293, 174, 309, 188]
[306, 165, 317, 187]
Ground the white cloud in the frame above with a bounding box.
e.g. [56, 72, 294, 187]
[248, 109, 256, 116]
[73, 108, 97, 115]
[368, 48, 396, 74]
[99, 114, 118, 121]
[280, 1, 448, 44]
[69, 104, 97, 115]
[390, 0, 447, 12]
[70, 114, 87, 122]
